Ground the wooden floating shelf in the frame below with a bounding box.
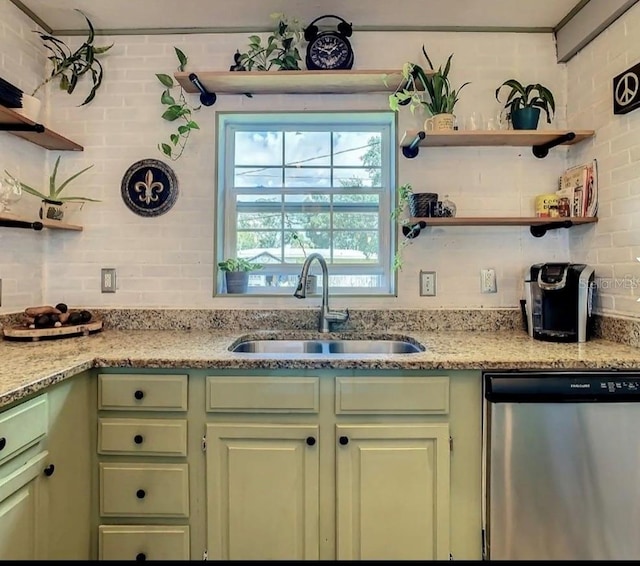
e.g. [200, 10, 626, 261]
[0, 105, 83, 151]
[408, 216, 598, 227]
[175, 69, 419, 95]
[400, 129, 595, 148]
[0, 212, 83, 231]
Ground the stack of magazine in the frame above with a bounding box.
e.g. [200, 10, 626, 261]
[556, 159, 598, 217]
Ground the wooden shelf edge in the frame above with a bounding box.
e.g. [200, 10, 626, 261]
[0, 105, 83, 151]
[0, 212, 83, 231]
[400, 129, 595, 148]
[407, 216, 598, 226]
[175, 69, 422, 95]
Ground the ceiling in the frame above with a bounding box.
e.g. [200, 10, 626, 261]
[13, 0, 586, 34]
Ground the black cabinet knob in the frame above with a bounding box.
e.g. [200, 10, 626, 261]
[136, 489, 146, 499]
[134, 434, 144, 445]
[0, 437, 6, 451]
[339, 436, 349, 445]
[134, 390, 144, 400]
[306, 436, 316, 446]
[136, 552, 146, 561]
[43, 464, 55, 477]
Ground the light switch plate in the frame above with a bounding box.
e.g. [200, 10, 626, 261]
[420, 271, 436, 296]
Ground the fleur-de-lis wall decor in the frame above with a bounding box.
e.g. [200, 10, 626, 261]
[121, 159, 178, 217]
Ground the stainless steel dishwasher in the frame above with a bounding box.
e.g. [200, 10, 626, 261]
[483, 369, 640, 560]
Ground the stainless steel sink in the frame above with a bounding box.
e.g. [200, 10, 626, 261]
[230, 338, 423, 355]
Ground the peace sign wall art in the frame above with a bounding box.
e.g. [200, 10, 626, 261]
[613, 61, 640, 115]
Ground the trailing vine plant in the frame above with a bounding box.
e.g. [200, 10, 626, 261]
[156, 47, 200, 161]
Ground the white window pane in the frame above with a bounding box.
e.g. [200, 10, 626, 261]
[334, 167, 382, 188]
[333, 132, 381, 167]
[334, 212, 379, 229]
[284, 168, 331, 188]
[234, 167, 282, 188]
[235, 131, 283, 166]
[284, 131, 331, 166]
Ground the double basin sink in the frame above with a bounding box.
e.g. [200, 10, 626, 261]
[230, 335, 424, 356]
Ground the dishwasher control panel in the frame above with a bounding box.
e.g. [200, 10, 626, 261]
[484, 371, 640, 402]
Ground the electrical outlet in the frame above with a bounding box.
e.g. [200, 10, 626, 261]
[101, 268, 117, 293]
[420, 271, 436, 296]
[481, 268, 497, 293]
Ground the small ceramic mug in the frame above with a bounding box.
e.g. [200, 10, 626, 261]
[424, 113, 455, 132]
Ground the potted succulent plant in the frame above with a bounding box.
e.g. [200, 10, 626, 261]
[4, 156, 100, 221]
[388, 46, 469, 131]
[218, 258, 263, 294]
[495, 79, 555, 130]
[20, 9, 113, 121]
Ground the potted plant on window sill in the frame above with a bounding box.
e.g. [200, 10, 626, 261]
[4, 156, 100, 222]
[495, 79, 555, 130]
[218, 258, 263, 294]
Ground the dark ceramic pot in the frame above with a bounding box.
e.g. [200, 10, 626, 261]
[511, 107, 540, 130]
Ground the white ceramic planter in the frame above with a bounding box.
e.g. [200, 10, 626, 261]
[15, 94, 42, 122]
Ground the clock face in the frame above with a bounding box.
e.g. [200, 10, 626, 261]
[307, 33, 352, 70]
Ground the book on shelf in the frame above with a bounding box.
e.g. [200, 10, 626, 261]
[557, 159, 598, 217]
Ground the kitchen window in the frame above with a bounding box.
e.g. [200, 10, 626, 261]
[216, 112, 396, 295]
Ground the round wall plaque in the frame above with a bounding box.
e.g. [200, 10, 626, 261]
[121, 159, 178, 217]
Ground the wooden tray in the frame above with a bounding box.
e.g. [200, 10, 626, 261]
[2, 320, 103, 341]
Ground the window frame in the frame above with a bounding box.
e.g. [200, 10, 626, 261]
[216, 111, 397, 296]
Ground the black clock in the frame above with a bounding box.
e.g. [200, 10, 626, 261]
[304, 15, 354, 71]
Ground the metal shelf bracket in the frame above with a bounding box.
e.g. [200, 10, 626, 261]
[188, 73, 217, 106]
[402, 221, 427, 239]
[0, 123, 45, 133]
[532, 131, 576, 158]
[402, 131, 426, 159]
[530, 220, 573, 237]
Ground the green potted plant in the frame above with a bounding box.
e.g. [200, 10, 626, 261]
[4, 156, 100, 222]
[230, 12, 305, 71]
[388, 46, 469, 131]
[495, 79, 555, 130]
[156, 47, 201, 161]
[218, 258, 263, 294]
[20, 9, 113, 121]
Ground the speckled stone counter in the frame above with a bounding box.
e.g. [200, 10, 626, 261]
[2, 327, 640, 409]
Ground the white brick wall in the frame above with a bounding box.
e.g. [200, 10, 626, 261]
[1, 1, 582, 312]
[567, 1, 640, 317]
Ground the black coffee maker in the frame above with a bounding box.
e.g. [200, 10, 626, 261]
[523, 263, 595, 343]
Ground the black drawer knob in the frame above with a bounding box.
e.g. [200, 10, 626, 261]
[306, 436, 316, 446]
[134, 434, 144, 445]
[43, 464, 55, 477]
[136, 489, 146, 499]
[339, 436, 349, 445]
[134, 390, 144, 400]
[0, 437, 6, 451]
[136, 552, 146, 561]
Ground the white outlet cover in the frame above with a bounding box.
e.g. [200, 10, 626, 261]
[420, 271, 436, 296]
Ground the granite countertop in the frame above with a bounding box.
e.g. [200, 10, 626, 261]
[2, 327, 640, 408]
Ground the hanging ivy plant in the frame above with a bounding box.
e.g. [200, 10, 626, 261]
[155, 47, 200, 161]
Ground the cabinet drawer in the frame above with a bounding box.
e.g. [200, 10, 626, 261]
[335, 376, 450, 414]
[98, 374, 188, 411]
[98, 525, 190, 560]
[100, 463, 189, 517]
[98, 418, 187, 457]
[0, 396, 48, 466]
[206, 376, 320, 413]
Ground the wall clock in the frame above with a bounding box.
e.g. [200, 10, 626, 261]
[121, 159, 178, 217]
[303, 15, 354, 71]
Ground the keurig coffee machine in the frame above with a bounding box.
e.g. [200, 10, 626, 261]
[524, 263, 595, 342]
